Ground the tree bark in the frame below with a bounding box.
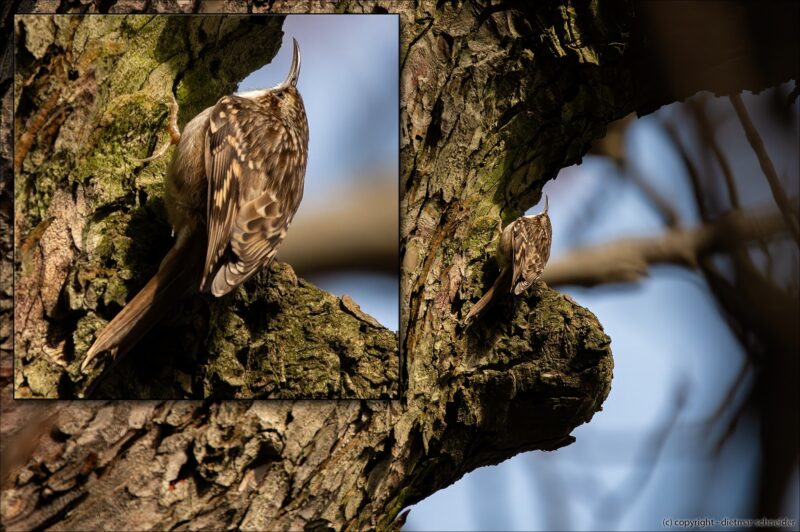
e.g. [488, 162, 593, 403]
[1, 0, 796, 530]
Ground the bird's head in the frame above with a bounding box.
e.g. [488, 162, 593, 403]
[523, 195, 549, 221]
[263, 38, 305, 121]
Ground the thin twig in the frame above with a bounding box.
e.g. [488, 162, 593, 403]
[688, 98, 741, 209]
[666, 117, 769, 287]
[626, 165, 681, 228]
[701, 254, 798, 357]
[594, 379, 689, 528]
[663, 121, 713, 221]
[710, 356, 752, 454]
[697, 257, 757, 356]
[730, 93, 800, 245]
[688, 98, 775, 275]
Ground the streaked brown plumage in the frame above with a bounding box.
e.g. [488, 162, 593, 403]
[82, 39, 309, 373]
[463, 196, 552, 326]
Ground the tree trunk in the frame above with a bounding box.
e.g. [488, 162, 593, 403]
[1, 1, 796, 530]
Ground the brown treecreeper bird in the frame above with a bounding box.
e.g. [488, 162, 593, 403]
[81, 39, 309, 373]
[463, 196, 552, 326]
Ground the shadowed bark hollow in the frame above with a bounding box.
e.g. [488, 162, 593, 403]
[1, 1, 796, 530]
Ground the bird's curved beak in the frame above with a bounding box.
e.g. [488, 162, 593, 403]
[279, 38, 301, 88]
[543, 194, 549, 214]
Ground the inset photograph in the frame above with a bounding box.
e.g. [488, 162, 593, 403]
[13, 14, 399, 399]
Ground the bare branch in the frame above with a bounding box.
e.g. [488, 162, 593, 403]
[688, 97, 778, 274]
[688, 98, 741, 209]
[730, 93, 800, 244]
[541, 205, 791, 287]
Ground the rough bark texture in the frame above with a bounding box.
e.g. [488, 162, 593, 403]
[1, 0, 796, 530]
[11, 14, 398, 399]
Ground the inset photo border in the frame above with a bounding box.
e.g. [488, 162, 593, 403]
[13, 14, 400, 399]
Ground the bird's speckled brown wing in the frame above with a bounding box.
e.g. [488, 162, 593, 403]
[201, 95, 305, 297]
[511, 213, 552, 295]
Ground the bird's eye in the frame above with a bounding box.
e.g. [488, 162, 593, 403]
[276, 92, 284, 100]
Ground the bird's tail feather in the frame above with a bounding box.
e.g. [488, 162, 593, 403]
[81, 230, 204, 372]
[463, 265, 512, 327]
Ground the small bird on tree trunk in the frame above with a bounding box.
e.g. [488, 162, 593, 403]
[463, 196, 552, 326]
[81, 39, 309, 373]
